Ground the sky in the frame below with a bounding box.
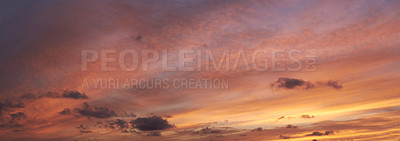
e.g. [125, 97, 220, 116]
[0, 0, 400, 140]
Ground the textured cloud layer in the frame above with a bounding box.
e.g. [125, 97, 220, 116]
[0, 0, 399, 141]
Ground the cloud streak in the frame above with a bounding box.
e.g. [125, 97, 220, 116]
[271, 77, 343, 90]
[75, 102, 117, 118]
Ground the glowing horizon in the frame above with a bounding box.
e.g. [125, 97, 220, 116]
[0, 0, 399, 140]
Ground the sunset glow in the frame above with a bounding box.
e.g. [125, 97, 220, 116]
[0, 0, 399, 141]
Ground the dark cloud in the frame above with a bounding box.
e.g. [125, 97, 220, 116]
[271, 77, 342, 90]
[61, 90, 88, 99]
[0, 99, 24, 109]
[0, 99, 24, 114]
[77, 125, 87, 130]
[306, 131, 324, 136]
[0, 90, 87, 116]
[20, 92, 60, 99]
[251, 127, 263, 132]
[115, 119, 128, 129]
[271, 77, 308, 89]
[135, 34, 143, 41]
[97, 119, 129, 130]
[325, 81, 343, 89]
[130, 116, 174, 131]
[19, 90, 88, 100]
[10, 112, 25, 120]
[77, 125, 92, 134]
[75, 102, 117, 118]
[4, 112, 27, 130]
[38, 92, 61, 98]
[59, 108, 71, 115]
[286, 124, 298, 128]
[20, 93, 37, 99]
[324, 130, 335, 135]
[109, 119, 129, 129]
[306, 131, 335, 136]
[1, 90, 86, 116]
[301, 114, 315, 119]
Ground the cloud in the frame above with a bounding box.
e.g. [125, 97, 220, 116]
[130, 116, 174, 131]
[325, 81, 343, 89]
[77, 125, 93, 134]
[276, 115, 313, 121]
[109, 119, 129, 129]
[324, 130, 335, 135]
[251, 127, 263, 132]
[300, 114, 315, 119]
[135, 34, 143, 41]
[195, 127, 222, 134]
[20, 93, 37, 99]
[0, 0, 397, 140]
[10, 112, 26, 120]
[61, 90, 88, 99]
[75, 102, 117, 118]
[306, 131, 334, 136]
[306, 131, 324, 136]
[38, 92, 61, 98]
[286, 124, 298, 128]
[271, 77, 311, 89]
[19, 90, 88, 100]
[20, 92, 59, 99]
[0, 99, 24, 113]
[271, 77, 343, 90]
[59, 108, 71, 115]
[0, 90, 87, 116]
[4, 112, 27, 129]
[18, 90, 89, 101]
